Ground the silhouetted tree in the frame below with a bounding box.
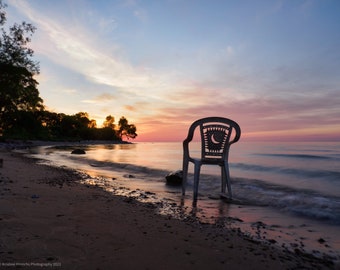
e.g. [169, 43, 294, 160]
[74, 112, 97, 140]
[103, 115, 115, 129]
[37, 111, 63, 140]
[94, 127, 120, 141]
[3, 110, 45, 139]
[0, 1, 43, 136]
[118, 116, 137, 140]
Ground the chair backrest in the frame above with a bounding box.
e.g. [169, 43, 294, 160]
[184, 117, 241, 161]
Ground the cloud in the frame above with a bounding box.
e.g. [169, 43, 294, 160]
[10, 1, 165, 95]
[94, 93, 116, 101]
[137, 86, 340, 141]
[61, 88, 78, 95]
[81, 99, 97, 104]
[124, 105, 135, 111]
[81, 93, 116, 104]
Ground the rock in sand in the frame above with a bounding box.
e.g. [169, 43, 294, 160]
[165, 170, 183, 185]
[71, 149, 86, 155]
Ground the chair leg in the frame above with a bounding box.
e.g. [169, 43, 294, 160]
[221, 165, 226, 194]
[224, 163, 232, 198]
[182, 160, 189, 195]
[193, 162, 201, 201]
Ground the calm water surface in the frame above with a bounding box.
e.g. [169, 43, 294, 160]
[29, 141, 340, 223]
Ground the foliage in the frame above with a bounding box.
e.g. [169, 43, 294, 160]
[0, 1, 43, 135]
[103, 115, 115, 129]
[118, 117, 137, 140]
[0, 2, 137, 141]
[2, 109, 137, 141]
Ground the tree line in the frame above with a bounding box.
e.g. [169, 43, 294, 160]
[2, 110, 137, 141]
[0, 1, 137, 141]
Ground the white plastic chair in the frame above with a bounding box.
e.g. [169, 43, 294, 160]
[182, 117, 241, 201]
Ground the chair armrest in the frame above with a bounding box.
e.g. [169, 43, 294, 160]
[229, 125, 241, 145]
[183, 138, 190, 158]
[182, 120, 198, 154]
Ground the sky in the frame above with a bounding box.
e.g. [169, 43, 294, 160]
[5, 0, 340, 142]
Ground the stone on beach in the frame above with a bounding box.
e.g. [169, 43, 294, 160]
[71, 149, 86, 155]
[165, 170, 183, 185]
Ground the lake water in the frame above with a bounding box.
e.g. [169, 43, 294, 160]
[26, 141, 340, 262]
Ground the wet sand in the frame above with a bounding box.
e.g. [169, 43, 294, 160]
[0, 148, 337, 269]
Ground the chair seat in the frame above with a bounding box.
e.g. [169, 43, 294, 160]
[188, 157, 225, 165]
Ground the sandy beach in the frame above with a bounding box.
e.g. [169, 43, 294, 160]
[0, 147, 337, 269]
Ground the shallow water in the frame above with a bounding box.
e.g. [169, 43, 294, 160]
[24, 141, 340, 262]
[29, 141, 340, 222]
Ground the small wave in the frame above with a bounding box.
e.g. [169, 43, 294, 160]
[73, 157, 170, 178]
[231, 162, 340, 181]
[232, 178, 340, 224]
[254, 153, 332, 160]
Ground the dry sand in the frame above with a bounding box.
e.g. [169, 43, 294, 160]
[0, 149, 337, 269]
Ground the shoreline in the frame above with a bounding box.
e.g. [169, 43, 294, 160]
[23, 141, 340, 263]
[0, 147, 338, 269]
[0, 139, 132, 149]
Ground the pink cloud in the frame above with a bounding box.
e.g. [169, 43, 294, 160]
[134, 89, 340, 142]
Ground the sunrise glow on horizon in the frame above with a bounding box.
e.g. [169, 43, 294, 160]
[6, 1, 340, 142]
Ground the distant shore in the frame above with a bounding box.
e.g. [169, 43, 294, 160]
[0, 146, 337, 269]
